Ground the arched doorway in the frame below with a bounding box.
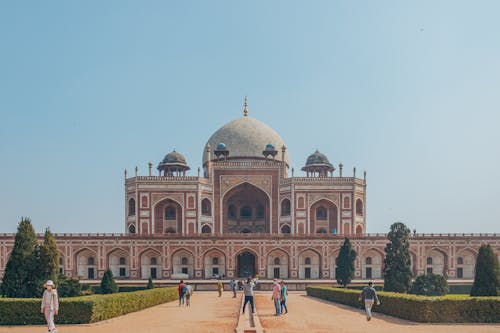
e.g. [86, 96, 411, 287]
[237, 251, 256, 278]
[223, 183, 270, 233]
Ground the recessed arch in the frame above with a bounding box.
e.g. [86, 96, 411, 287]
[309, 198, 338, 235]
[280, 198, 291, 216]
[356, 198, 363, 216]
[203, 247, 226, 278]
[266, 248, 290, 279]
[153, 197, 183, 234]
[222, 182, 271, 233]
[201, 198, 212, 216]
[236, 248, 259, 278]
[298, 248, 321, 279]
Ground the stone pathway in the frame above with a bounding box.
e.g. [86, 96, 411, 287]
[254, 292, 500, 333]
[0, 291, 498, 333]
[0, 292, 241, 333]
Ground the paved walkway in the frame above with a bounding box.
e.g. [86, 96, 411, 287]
[254, 292, 500, 333]
[0, 291, 498, 333]
[0, 292, 241, 333]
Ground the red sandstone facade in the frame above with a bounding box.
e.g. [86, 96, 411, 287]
[0, 106, 499, 281]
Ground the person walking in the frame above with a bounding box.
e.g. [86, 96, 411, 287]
[280, 280, 288, 314]
[217, 280, 224, 297]
[185, 282, 193, 307]
[230, 279, 237, 298]
[242, 277, 256, 314]
[358, 281, 380, 321]
[271, 279, 282, 316]
[41, 280, 59, 333]
[178, 280, 186, 306]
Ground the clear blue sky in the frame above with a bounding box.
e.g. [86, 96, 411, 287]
[1, 1, 499, 234]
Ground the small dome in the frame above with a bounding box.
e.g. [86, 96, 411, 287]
[265, 143, 275, 149]
[161, 150, 187, 165]
[217, 143, 227, 150]
[305, 150, 333, 167]
[158, 150, 190, 172]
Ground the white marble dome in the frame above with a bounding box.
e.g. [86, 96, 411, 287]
[203, 116, 289, 166]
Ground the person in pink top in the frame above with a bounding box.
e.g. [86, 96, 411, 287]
[41, 280, 59, 333]
[270, 279, 282, 316]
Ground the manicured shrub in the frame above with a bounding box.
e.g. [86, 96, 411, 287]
[0, 287, 178, 325]
[100, 269, 118, 294]
[147, 277, 155, 289]
[410, 274, 449, 296]
[57, 274, 83, 297]
[335, 237, 356, 287]
[306, 286, 500, 323]
[471, 244, 499, 296]
[383, 222, 413, 293]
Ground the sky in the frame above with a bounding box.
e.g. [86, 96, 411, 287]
[0, 1, 499, 234]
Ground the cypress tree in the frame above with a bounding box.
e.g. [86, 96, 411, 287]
[335, 237, 357, 287]
[470, 244, 499, 296]
[0, 218, 40, 297]
[383, 222, 413, 293]
[39, 228, 59, 287]
[147, 277, 155, 289]
[101, 269, 119, 294]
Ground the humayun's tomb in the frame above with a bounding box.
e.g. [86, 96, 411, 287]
[0, 100, 499, 282]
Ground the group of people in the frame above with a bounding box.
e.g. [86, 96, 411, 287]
[177, 280, 194, 306]
[271, 279, 288, 316]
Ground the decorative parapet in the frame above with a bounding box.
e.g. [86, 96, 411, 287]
[280, 177, 365, 186]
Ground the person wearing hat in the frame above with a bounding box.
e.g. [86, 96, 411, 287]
[358, 281, 380, 321]
[41, 280, 59, 332]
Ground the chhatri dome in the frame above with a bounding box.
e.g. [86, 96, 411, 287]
[202, 98, 289, 166]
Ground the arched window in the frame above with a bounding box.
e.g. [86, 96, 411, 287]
[356, 199, 363, 216]
[228, 205, 236, 218]
[88, 257, 95, 265]
[59, 257, 63, 265]
[150, 257, 157, 265]
[212, 257, 219, 265]
[426, 257, 433, 265]
[128, 224, 136, 234]
[274, 257, 280, 265]
[201, 198, 211, 216]
[281, 225, 291, 234]
[343, 196, 350, 209]
[457, 257, 463, 265]
[365, 257, 372, 265]
[356, 225, 363, 235]
[316, 206, 327, 220]
[119, 257, 126, 265]
[165, 206, 176, 220]
[256, 205, 265, 219]
[201, 225, 211, 234]
[316, 228, 327, 234]
[181, 257, 188, 265]
[281, 199, 291, 216]
[165, 227, 176, 233]
[240, 206, 252, 219]
[305, 257, 311, 265]
[128, 198, 136, 216]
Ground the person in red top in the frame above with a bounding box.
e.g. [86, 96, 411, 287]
[178, 280, 186, 306]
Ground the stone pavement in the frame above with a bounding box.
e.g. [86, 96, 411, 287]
[0, 291, 499, 333]
[254, 292, 500, 333]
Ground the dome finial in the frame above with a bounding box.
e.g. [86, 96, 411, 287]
[243, 96, 248, 117]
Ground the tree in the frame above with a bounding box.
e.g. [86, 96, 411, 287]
[101, 269, 119, 294]
[57, 273, 83, 297]
[383, 222, 413, 293]
[410, 273, 449, 296]
[335, 237, 357, 287]
[39, 228, 59, 287]
[0, 218, 40, 297]
[470, 244, 499, 296]
[147, 277, 155, 289]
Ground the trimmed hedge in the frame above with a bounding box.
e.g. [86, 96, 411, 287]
[0, 287, 178, 325]
[306, 286, 500, 323]
[91, 285, 148, 294]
